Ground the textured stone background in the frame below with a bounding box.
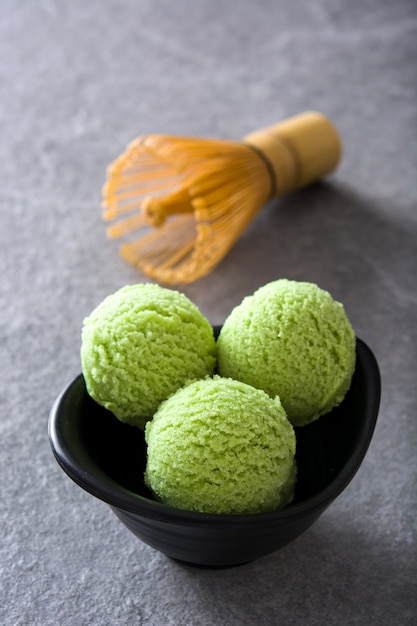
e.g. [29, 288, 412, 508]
[1, 1, 416, 624]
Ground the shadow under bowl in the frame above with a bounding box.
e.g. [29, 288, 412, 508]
[48, 329, 380, 568]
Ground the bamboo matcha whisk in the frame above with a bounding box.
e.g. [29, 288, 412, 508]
[102, 111, 341, 285]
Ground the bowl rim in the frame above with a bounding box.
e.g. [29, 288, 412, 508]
[48, 336, 380, 526]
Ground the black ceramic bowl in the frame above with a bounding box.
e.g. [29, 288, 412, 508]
[48, 327, 380, 568]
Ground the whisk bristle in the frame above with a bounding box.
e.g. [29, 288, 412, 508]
[103, 137, 271, 284]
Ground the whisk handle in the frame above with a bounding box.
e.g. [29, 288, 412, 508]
[244, 111, 341, 196]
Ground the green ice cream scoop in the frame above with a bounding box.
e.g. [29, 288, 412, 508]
[217, 279, 356, 427]
[81, 284, 216, 429]
[144, 376, 296, 515]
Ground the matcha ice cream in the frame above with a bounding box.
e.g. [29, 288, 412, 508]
[145, 376, 296, 515]
[81, 284, 216, 429]
[217, 279, 356, 427]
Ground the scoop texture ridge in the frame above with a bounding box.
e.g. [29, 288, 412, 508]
[217, 279, 356, 427]
[144, 376, 296, 515]
[81, 284, 216, 429]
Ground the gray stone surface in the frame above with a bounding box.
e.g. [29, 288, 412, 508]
[1, 1, 416, 624]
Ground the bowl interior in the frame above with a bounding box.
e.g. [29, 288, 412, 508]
[49, 333, 380, 519]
